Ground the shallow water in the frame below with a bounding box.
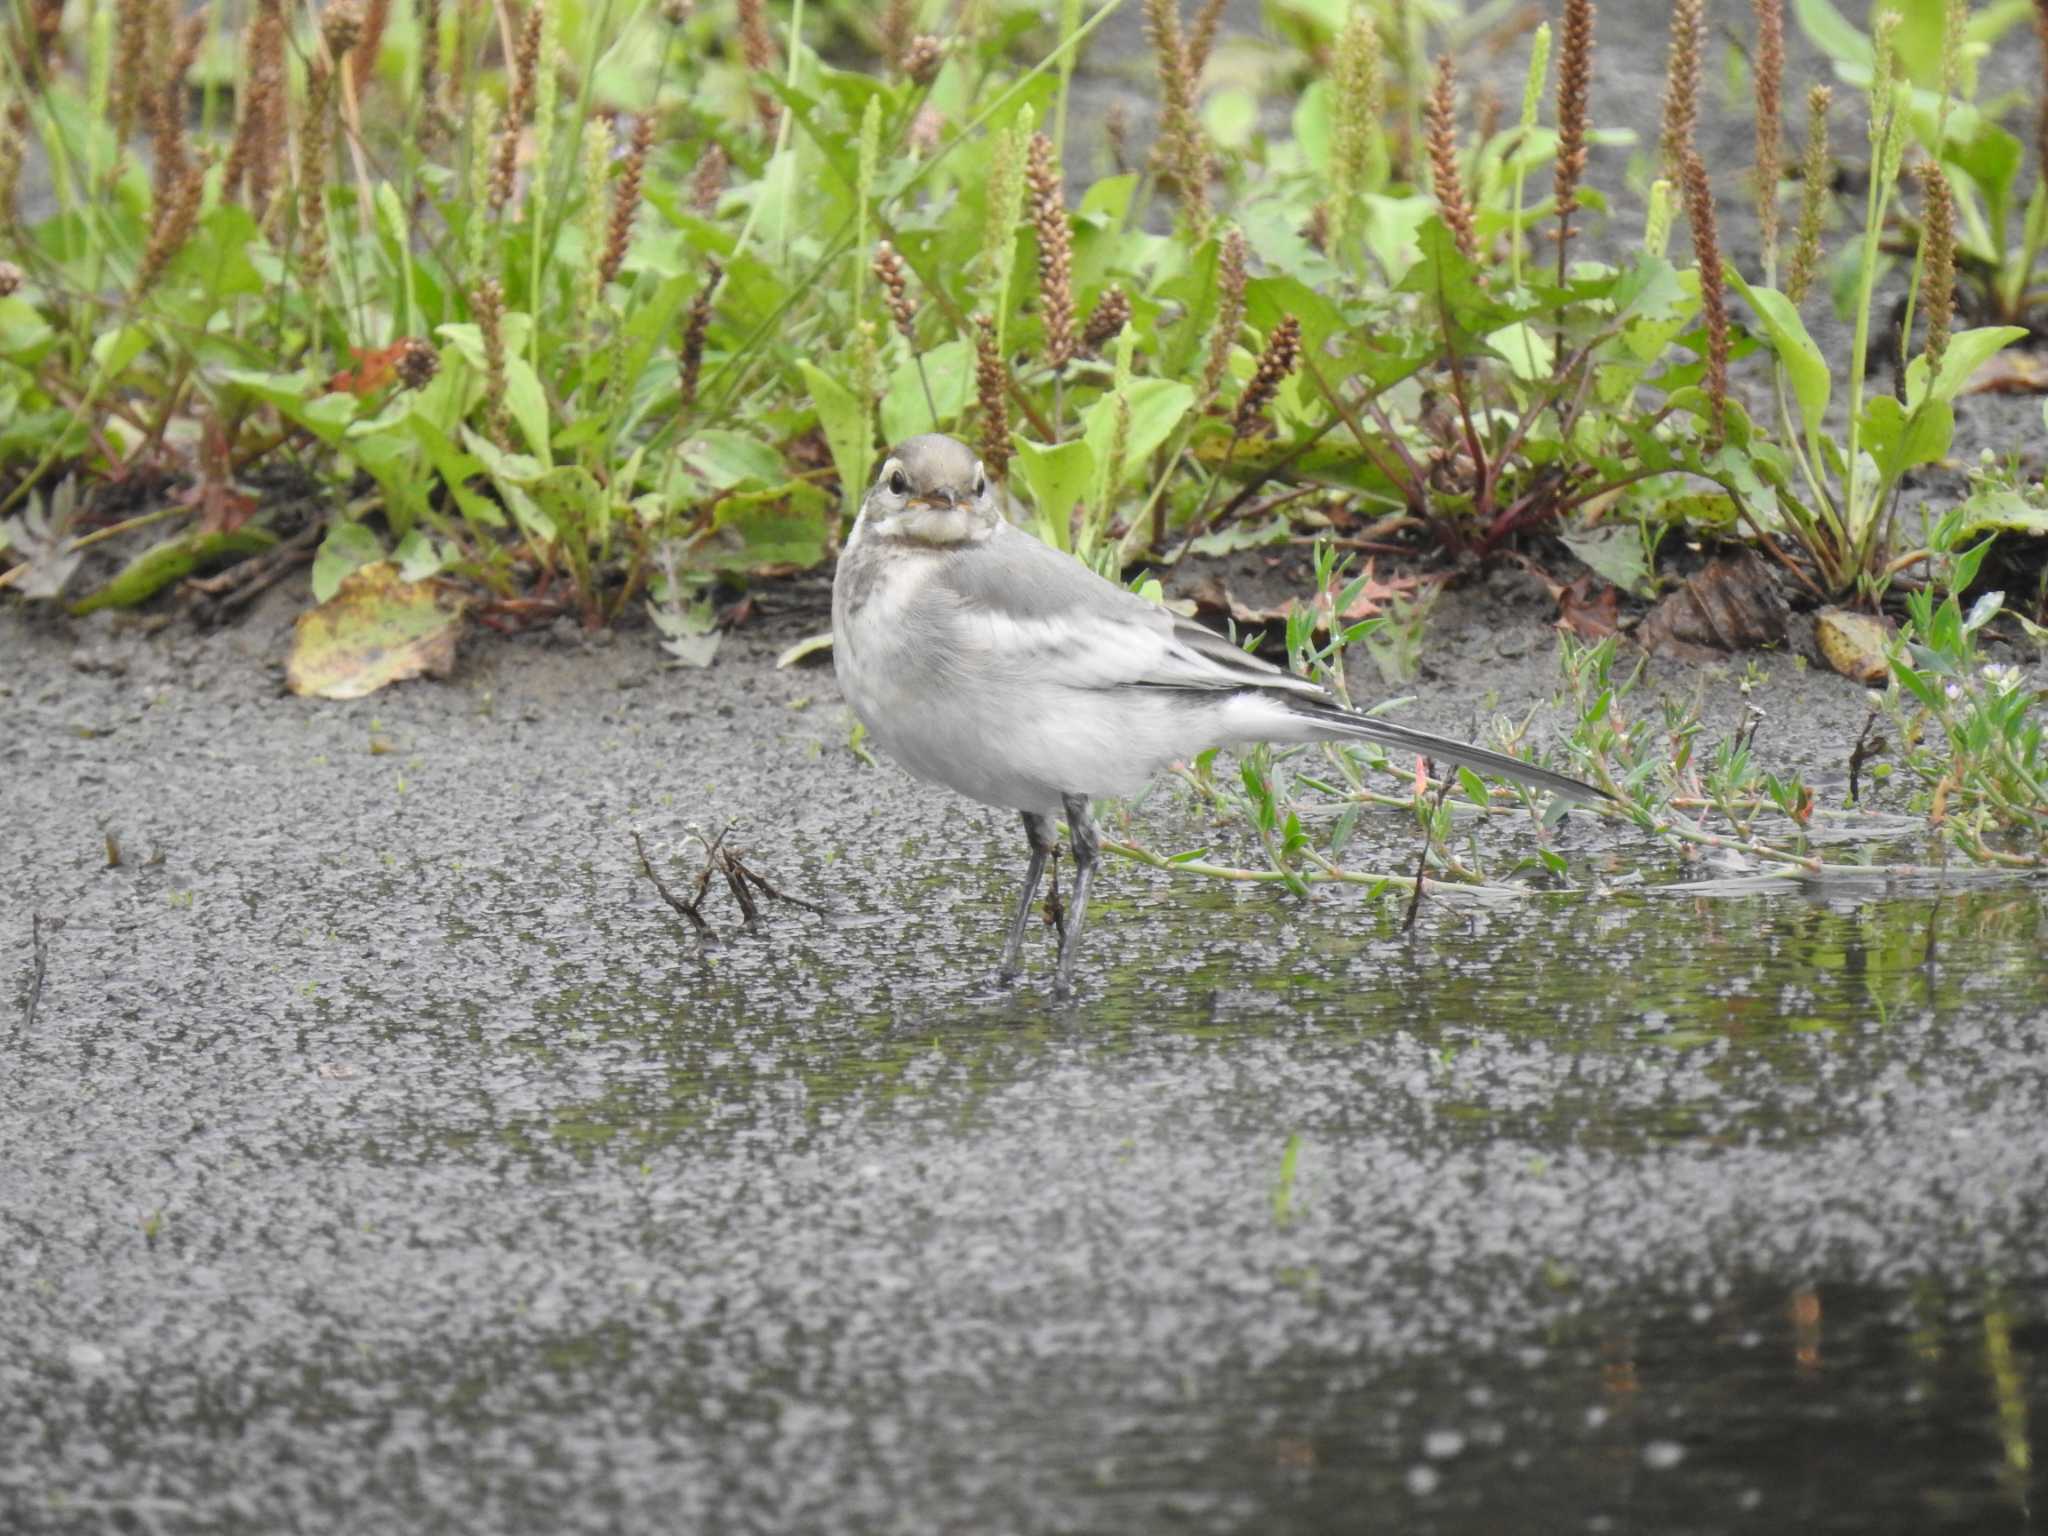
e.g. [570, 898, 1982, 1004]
[6, 612, 2046, 1533]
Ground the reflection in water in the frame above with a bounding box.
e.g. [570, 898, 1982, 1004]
[6, 865, 2045, 1534]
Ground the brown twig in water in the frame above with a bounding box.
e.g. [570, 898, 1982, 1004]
[1403, 776, 1454, 932]
[633, 829, 712, 934]
[1847, 709, 1887, 804]
[633, 828, 828, 938]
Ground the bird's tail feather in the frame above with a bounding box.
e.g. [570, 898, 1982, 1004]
[1295, 703, 1611, 803]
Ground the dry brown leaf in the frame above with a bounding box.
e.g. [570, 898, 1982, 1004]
[1960, 350, 2048, 397]
[1553, 572, 1622, 640]
[1637, 552, 1788, 661]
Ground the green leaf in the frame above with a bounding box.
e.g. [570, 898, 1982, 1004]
[1726, 269, 1830, 433]
[1791, 0, 1871, 67]
[312, 520, 387, 603]
[880, 338, 972, 446]
[1010, 437, 1097, 550]
[796, 360, 873, 519]
[678, 429, 783, 489]
[1079, 378, 1193, 490]
[392, 528, 447, 581]
[1959, 488, 2048, 537]
[527, 466, 609, 544]
[501, 356, 551, 464]
[1891, 651, 1944, 711]
[1858, 394, 1953, 483]
[1203, 87, 1258, 149]
[90, 325, 149, 380]
[705, 488, 831, 570]
[1078, 173, 1139, 223]
[1923, 326, 2028, 405]
[775, 629, 835, 668]
[71, 527, 277, 615]
[1560, 524, 1653, 597]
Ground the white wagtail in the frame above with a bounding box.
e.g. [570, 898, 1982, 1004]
[833, 433, 1608, 994]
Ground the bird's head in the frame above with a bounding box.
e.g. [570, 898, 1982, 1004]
[859, 434, 997, 546]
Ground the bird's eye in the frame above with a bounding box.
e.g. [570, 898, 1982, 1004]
[973, 466, 987, 497]
[888, 468, 908, 496]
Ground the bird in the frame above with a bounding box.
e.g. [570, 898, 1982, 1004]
[832, 433, 1608, 995]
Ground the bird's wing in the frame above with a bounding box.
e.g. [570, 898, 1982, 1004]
[929, 523, 1327, 697]
[924, 524, 1607, 801]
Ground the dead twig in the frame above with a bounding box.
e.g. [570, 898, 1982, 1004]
[1846, 709, 1886, 805]
[633, 826, 828, 938]
[633, 829, 713, 935]
[1402, 774, 1454, 932]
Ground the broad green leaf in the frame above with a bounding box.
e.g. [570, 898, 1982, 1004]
[1923, 325, 2027, 405]
[405, 414, 503, 528]
[1792, 0, 1872, 67]
[1079, 378, 1194, 490]
[1203, 87, 1258, 149]
[679, 429, 783, 489]
[1859, 395, 1953, 483]
[1560, 524, 1653, 597]
[312, 520, 386, 603]
[704, 488, 831, 569]
[1292, 78, 1334, 175]
[501, 356, 551, 464]
[90, 325, 149, 379]
[1486, 322, 1554, 381]
[0, 295, 54, 357]
[1077, 173, 1139, 223]
[392, 528, 448, 582]
[1726, 269, 1829, 433]
[880, 338, 971, 447]
[796, 360, 873, 519]
[1010, 436, 1097, 550]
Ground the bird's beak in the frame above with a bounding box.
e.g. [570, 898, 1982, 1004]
[914, 489, 959, 511]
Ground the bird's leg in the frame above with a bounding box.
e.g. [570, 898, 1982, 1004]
[1053, 794, 1100, 997]
[998, 811, 1059, 982]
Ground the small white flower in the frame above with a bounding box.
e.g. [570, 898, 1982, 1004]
[1979, 663, 2022, 695]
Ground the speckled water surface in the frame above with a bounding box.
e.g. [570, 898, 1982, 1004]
[4, 587, 2044, 1535]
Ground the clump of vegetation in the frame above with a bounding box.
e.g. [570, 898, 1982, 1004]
[0, 0, 2043, 868]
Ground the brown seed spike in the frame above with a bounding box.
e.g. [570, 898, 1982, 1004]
[902, 35, 943, 87]
[873, 240, 917, 342]
[1680, 149, 1730, 445]
[395, 337, 441, 390]
[1233, 315, 1302, 435]
[1918, 160, 1956, 374]
[1753, 0, 1785, 276]
[1083, 285, 1132, 352]
[1660, 0, 1705, 181]
[972, 313, 1012, 482]
[1426, 54, 1480, 264]
[1026, 132, 1077, 372]
[1202, 226, 1249, 402]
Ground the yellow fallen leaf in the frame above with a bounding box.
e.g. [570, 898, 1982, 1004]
[286, 561, 468, 700]
[1815, 607, 1894, 685]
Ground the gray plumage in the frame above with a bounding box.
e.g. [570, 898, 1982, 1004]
[833, 433, 1606, 993]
